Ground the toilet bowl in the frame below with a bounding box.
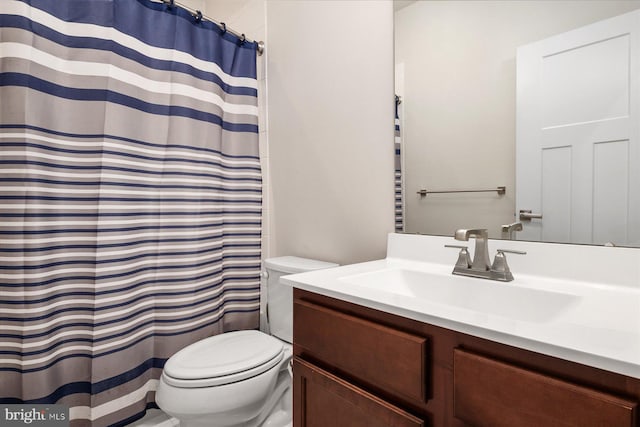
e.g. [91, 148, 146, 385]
[156, 330, 291, 427]
[156, 256, 338, 427]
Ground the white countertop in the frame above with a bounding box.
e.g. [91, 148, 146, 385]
[281, 233, 640, 379]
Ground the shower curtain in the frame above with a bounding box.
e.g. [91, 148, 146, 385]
[0, 0, 261, 425]
[395, 95, 404, 232]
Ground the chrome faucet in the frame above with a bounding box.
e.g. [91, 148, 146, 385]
[501, 222, 523, 240]
[446, 228, 526, 282]
[454, 228, 491, 272]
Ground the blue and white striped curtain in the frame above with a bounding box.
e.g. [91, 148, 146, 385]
[395, 95, 404, 232]
[0, 1, 261, 425]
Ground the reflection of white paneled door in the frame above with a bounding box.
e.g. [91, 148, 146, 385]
[516, 9, 640, 246]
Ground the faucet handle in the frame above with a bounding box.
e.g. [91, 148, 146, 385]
[496, 249, 527, 256]
[445, 244, 472, 269]
[491, 249, 526, 281]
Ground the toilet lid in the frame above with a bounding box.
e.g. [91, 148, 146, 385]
[163, 330, 284, 387]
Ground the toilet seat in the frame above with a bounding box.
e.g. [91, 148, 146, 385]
[162, 330, 284, 388]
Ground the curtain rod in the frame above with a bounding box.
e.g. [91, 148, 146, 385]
[157, 0, 265, 55]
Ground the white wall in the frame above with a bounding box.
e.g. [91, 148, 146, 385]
[396, 1, 640, 238]
[181, 1, 396, 266]
[266, 1, 395, 265]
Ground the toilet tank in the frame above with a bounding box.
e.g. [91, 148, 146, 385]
[264, 256, 338, 343]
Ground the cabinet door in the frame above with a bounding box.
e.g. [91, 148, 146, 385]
[294, 299, 429, 402]
[454, 349, 638, 427]
[293, 357, 424, 427]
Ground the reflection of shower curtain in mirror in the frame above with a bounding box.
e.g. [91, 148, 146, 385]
[395, 96, 404, 232]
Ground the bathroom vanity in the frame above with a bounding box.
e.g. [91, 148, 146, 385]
[283, 234, 640, 426]
[292, 288, 638, 426]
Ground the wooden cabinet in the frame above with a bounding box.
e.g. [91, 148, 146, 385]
[454, 349, 637, 427]
[293, 288, 640, 427]
[293, 357, 424, 427]
[295, 299, 428, 403]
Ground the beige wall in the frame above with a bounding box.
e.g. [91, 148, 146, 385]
[180, 1, 395, 265]
[396, 1, 640, 238]
[266, 1, 395, 265]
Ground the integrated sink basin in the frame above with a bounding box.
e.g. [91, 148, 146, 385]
[339, 267, 580, 323]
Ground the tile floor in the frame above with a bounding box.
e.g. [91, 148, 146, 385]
[128, 409, 178, 427]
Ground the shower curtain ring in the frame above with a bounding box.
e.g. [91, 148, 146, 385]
[220, 22, 227, 34]
[239, 34, 246, 44]
[194, 10, 203, 23]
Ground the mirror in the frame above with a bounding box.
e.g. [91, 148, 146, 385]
[394, 0, 640, 246]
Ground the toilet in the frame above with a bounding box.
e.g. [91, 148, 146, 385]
[156, 256, 338, 427]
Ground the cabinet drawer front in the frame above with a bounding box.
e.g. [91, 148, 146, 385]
[294, 300, 428, 402]
[454, 349, 638, 427]
[293, 357, 424, 427]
